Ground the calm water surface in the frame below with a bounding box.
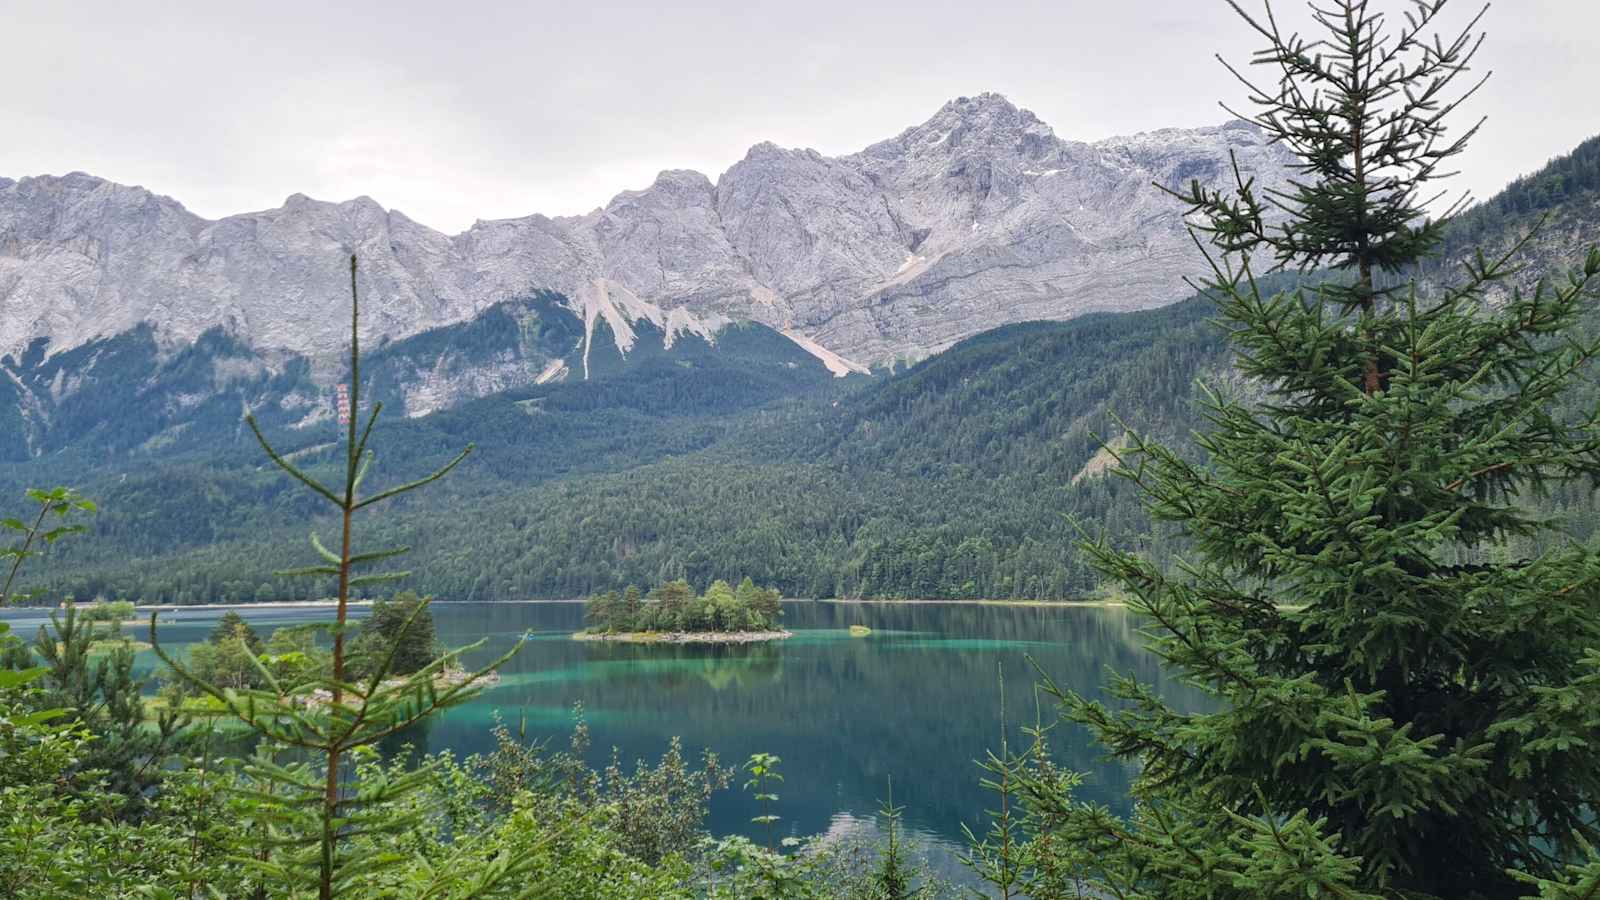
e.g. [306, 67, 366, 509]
[4, 600, 1197, 878]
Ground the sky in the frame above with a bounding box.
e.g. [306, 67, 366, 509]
[2, 0, 1595, 234]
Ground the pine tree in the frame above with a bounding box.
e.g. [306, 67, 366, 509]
[873, 777, 919, 900]
[20, 602, 186, 817]
[348, 590, 438, 677]
[583, 589, 621, 632]
[651, 578, 695, 629]
[151, 256, 527, 899]
[207, 610, 263, 654]
[620, 584, 643, 631]
[993, 2, 1600, 898]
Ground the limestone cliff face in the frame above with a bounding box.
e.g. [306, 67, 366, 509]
[0, 93, 1295, 373]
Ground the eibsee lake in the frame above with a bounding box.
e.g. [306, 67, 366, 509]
[4, 600, 1196, 880]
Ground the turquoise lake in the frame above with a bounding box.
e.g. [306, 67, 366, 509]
[2, 600, 1196, 876]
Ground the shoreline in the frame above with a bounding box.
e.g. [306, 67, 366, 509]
[135, 600, 375, 612]
[0, 598, 1126, 616]
[573, 630, 793, 645]
[816, 597, 1127, 608]
[124, 598, 587, 613]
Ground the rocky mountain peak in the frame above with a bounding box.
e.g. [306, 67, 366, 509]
[3, 172, 191, 224]
[742, 140, 791, 161]
[1, 93, 1298, 378]
[863, 91, 1057, 165]
[938, 92, 1051, 138]
[622, 169, 717, 206]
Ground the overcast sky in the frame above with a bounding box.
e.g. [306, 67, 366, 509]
[3, 0, 1595, 234]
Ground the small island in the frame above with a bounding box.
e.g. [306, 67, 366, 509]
[574, 577, 791, 644]
[68, 600, 153, 654]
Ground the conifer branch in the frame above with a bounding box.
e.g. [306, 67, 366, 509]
[347, 545, 411, 566]
[354, 401, 382, 462]
[245, 414, 342, 507]
[354, 445, 474, 510]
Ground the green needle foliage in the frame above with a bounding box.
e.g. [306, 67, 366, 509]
[23, 602, 185, 816]
[0, 487, 97, 824]
[873, 777, 919, 900]
[982, 2, 1600, 898]
[151, 255, 526, 899]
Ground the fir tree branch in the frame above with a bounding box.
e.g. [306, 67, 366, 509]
[353, 446, 473, 510]
[245, 414, 342, 507]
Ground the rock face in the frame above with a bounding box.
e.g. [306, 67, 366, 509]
[0, 93, 1294, 372]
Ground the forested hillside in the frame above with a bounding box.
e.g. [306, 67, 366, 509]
[1427, 132, 1600, 296]
[1438, 132, 1600, 258]
[18, 291, 1228, 602]
[10, 133, 1600, 604]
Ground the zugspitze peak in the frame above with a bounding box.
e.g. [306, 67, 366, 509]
[0, 93, 1293, 373]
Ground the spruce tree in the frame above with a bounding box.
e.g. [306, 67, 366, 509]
[873, 777, 920, 900]
[208, 610, 264, 654]
[18, 602, 186, 818]
[996, 2, 1600, 898]
[152, 256, 527, 899]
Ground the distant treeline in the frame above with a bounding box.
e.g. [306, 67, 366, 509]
[1435, 131, 1600, 260]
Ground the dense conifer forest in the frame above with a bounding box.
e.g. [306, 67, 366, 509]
[12, 244, 1600, 606]
[8, 292, 1233, 602]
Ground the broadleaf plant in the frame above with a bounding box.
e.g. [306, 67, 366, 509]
[1, 486, 96, 606]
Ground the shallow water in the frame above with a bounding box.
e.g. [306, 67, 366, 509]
[4, 600, 1198, 876]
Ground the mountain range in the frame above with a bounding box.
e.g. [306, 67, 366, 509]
[1, 93, 1294, 385]
[2, 112, 1595, 603]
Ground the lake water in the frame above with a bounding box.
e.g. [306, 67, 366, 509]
[3, 600, 1195, 880]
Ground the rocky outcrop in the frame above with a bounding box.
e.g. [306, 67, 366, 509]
[0, 93, 1295, 372]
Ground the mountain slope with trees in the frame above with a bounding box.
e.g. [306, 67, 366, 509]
[9, 285, 1252, 602]
[9, 130, 1600, 604]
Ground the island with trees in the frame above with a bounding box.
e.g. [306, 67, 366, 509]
[576, 577, 790, 643]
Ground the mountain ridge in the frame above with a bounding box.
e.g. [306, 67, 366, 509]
[0, 93, 1296, 372]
